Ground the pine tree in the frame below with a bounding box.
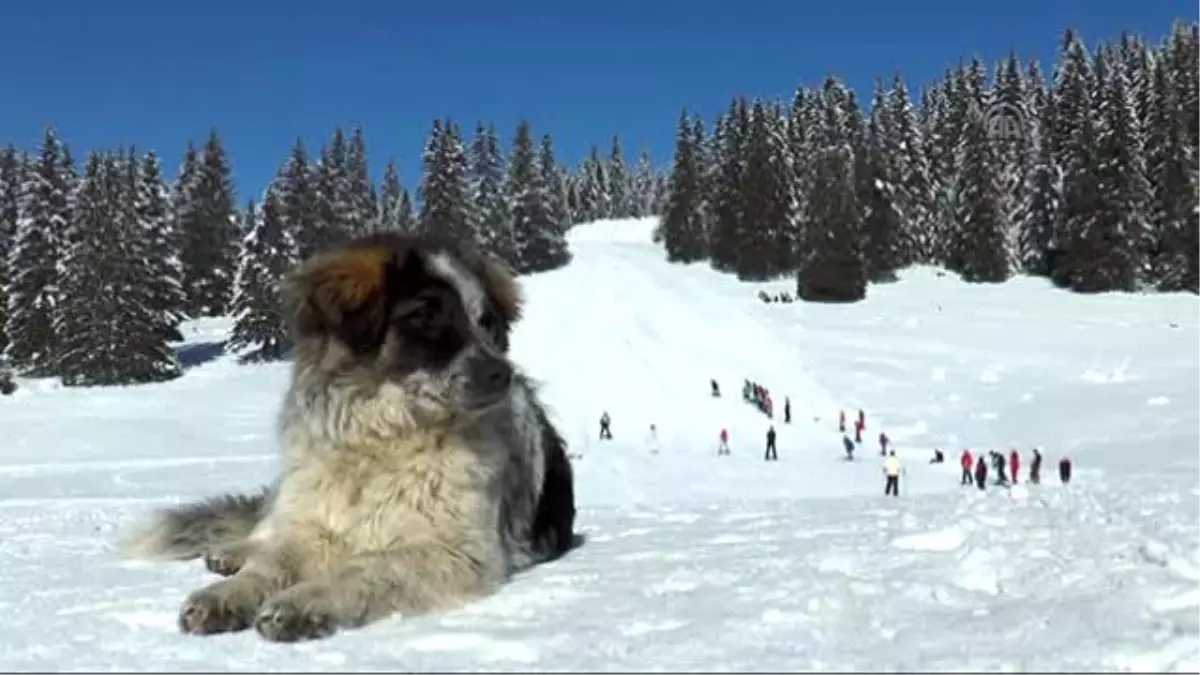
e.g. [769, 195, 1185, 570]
[886, 75, 936, 264]
[276, 139, 321, 260]
[6, 127, 72, 374]
[661, 109, 708, 262]
[951, 99, 1012, 283]
[989, 54, 1034, 272]
[344, 128, 375, 237]
[1144, 47, 1197, 291]
[0, 146, 26, 358]
[797, 78, 867, 302]
[468, 123, 513, 262]
[709, 98, 750, 272]
[56, 150, 181, 386]
[1016, 76, 1062, 277]
[539, 134, 571, 234]
[631, 150, 656, 218]
[507, 120, 570, 273]
[607, 135, 631, 218]
[376, 159, 416, 234]
[418, 119, 475, 243]
[861, 81, 905, 282]
[227, 190, 296, 362]
[137, 150, 186, 342]
[312, 129, 352, 254]
[179, 130, 239, 316]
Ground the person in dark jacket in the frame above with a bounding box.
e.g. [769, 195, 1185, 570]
[974, 455, 988, 490]
[711, 379, 720, 397]
[783, 397, 791, 424]
[1030, 448, 1043, 484]
[842, 434, 855, 460]
[599, 411, 613, 440]
[1059, 456, 1072, 484]
[764, 425, 778, 461]
[990, 451, 1009, 485]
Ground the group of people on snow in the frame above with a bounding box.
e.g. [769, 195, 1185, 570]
[757, 290, 795, 304]
[741, 378, 791, 423]
[956, 447, 1072, 490]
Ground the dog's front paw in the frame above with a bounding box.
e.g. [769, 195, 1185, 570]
[178, 588, 254, 635]
[254, 596, 337, 643]
[203, 549, 245, 577]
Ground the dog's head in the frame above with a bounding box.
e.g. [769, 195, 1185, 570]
[283, 232, 524, 426]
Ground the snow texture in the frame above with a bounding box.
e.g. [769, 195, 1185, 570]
[0, 217, 1196, 671]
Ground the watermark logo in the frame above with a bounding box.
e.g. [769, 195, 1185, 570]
[983, 101, 1026, 143]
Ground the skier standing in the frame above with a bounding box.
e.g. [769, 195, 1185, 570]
[883, 450, 902, 497]
[879, 431, 890, 456]
[974, 455, 988, 490]
[839, 409, 846, 433]
[960, 449, 974, 485]
[1058, 456, 1072, 484]
[990, 451, 1008, 485]
[646, 424, 660, 454]
[764, 425, 778, 461]
[783, 397, 791, 424]
[1030, 447, 1043, 484]
[842, 435, 855, 461]
[718, 428, 730, 456]
[711, 379, 720, 397]
[599, 412, 613, 440]
[1009, 449, 1021, 484]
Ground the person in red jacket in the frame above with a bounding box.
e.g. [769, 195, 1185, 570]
[960, 449, 974, 486]
[1009, 449, 1021, 484]
[718, 428, 731, 455]
[858, 409, 866, 431]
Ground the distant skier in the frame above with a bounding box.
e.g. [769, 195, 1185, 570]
[857, 409, 866, 431]
[960, 449, 974, 486]
[990, 451, 1008, 486]
[743, 380, 752, 402]
[854, 421, 863, 444]
[711, 379, 721, 398]
[646, 424, 660, 454]
[929, 449, 944, 464]
[1009, 449, 1021, 484]
[599, 411, 612, 440]
[1058, 456, 1072, 485]
[878, 431, 890, 456]
[842, 434, 855, 461]
[839, 409, 846, 433]
[1030, 447, 1043, 485]
[974, 455, 988, 490]
[718, 428, 730, 456]
[764, 425, 778, 461]
[883, 450, 902, 497]
[783, 397, 791, 424]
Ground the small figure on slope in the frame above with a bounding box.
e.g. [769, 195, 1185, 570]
[1009, 449, 1021, 484]
[1058, 456, 1072, 485]
[711, 379, 721, 398]
[764, 425, 778, 461]
[974, 455, 988, 490]
[929, 448, 944, 464]
[883, 450, 902, 497]
[878, 430, 890, 456]
[960, 449, 974, 486]
[646, 424, 660, 455]
[842, 434, 855, 461]
[1030, 447, 1043, 485]
[990, 450, 1009, 486]
[599, 411, 613, 440]
[839, 409, 846, 433]
[718, 428, 731, 456]
[783, 397, 791, 424]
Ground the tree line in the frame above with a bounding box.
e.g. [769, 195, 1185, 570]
[0, 122, 670, 385]
[660, 21, 1199, 301]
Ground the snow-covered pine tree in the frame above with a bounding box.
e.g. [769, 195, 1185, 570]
[312, 129, 353, 254]
[1049, 29, 1101, 289]
[886, 74, 936, 265]
[951, 98, 1012, 283]
[375, 159, 416, 234]
[607, 135, 631, 218]
[539, 134, 571, 234]
[55, 150, 181, 386]
[418, 119, 475, 243]
[1145, 46, 1199, 291]
[1016, 73, 1062, 277]
[179, 129, 240, 316]
[227, 190, 296, 363]
[275, 139, 321, 260]
[507, 120, 570, 273]
[660, 109, 708, 263]
[137, 150, 186, 342]
[736, 101, 800, 279]
[468, 122, 513, 263]
[585, 146, 610, 221]
[631, 150, 655, 218]
[797, 77, 867, 302]
[861, 80, 905, 282]
[709, 97, 750, 273]
[990, 54, 1035, 273]
[0, 146, 26, 357]
[692, 118, 717, 247]
[344, 128, 375, 237]
[1080, 43, 1150, 292]
[5, 127, 72, 375]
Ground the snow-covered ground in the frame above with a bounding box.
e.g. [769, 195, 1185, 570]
[0, 217, 1196, 671]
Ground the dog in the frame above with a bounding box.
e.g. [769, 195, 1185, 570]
[118, 231, 578, 642]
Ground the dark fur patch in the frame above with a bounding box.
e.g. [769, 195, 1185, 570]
[528, 399, 578, 562]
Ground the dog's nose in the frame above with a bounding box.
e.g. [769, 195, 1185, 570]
[472, 355, 512, 392]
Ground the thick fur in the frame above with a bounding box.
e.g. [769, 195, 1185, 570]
[118, 232, 577, 642]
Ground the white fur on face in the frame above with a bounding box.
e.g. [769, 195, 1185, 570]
[427, 252, 487, 323]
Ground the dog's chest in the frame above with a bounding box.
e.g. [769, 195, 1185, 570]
[270, 442, 494, 549]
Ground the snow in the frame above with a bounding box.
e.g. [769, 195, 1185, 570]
[0, 216, 1197, 671]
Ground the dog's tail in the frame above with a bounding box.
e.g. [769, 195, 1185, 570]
[118, 487, 271, 560]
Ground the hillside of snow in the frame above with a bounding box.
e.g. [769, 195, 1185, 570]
[0, 217, 1196, 671]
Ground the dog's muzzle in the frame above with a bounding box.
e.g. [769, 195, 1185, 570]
[466, 352, 513, 407]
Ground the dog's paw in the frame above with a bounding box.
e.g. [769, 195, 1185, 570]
[254, 597, 337, 643]
[203, 549, 245, 577]
[178, 589, 254, 635]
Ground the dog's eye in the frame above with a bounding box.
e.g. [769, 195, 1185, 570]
[397, 292, 449, 335]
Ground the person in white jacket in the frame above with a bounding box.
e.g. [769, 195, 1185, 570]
[883, 450, 903, 497]
[646, 424, 660, 454]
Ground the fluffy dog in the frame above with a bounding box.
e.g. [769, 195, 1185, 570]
[119, 232, 578, 642]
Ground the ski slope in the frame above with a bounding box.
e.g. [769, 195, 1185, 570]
[0, 217, 1196, 671]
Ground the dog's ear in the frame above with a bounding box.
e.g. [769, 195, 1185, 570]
[476, 253, 524, 324]
[286, 245, 393, 352]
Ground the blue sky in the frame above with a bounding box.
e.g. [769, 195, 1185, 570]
[0, 0, 1192, 202]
